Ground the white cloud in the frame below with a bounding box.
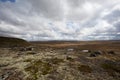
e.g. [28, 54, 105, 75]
[0, 0, 120, 41]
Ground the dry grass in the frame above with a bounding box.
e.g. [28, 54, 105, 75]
[0, 40, 120, 80]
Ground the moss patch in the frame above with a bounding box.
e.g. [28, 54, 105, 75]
[101, 60, 120, 77]
[78, 64, 92, 73]
[24, 60, 53, 80]
[46, 58, 64, 65]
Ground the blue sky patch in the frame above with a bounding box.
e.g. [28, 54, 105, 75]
[0, 0, 16, 2]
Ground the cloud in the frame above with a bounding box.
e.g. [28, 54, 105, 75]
[0, 0, 120, 41]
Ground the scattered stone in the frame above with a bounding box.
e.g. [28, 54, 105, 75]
[90, 53, 96, 57]
[0, 68, 24, 80]
[89, 51, 102, 57]
[26, 47, 34, 51]
[67, 48, 74, 51]
[94, 51, 102, 55]
[82, 50, 89, 53]
[19, 47, 34, 52]
[66, 56, 74, 61]
[0, 72, 10, 80]
[108, 51, 115, 55]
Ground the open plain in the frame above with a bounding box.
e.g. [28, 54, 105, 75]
[0, 37, 120, 80]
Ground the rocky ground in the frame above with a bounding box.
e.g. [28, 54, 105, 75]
[0, 44, 120, 80]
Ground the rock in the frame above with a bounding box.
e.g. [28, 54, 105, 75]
[0, 68, 24, 80]
[67, 48, 74, 51]
[82, 50, 89, 53]
[19, 47, 34, 52]
[108, 51, 115, 55]
[89, 51, 102, 57]
[0, 70, 12, 80]
[94, 51, 102, 55]
[66, 56, 74, 61]
[90, 53, 96, 57]
[26, 47, 34, 51]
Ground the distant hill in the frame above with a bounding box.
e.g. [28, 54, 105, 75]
[31, 40, 120, 50]
[0, 36, 30, 48]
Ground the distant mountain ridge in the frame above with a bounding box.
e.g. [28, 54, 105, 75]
[0, 36, 30, 48]
[31, 40, 120, 44]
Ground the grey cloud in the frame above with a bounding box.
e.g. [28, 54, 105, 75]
[104, 9, 120, 23]
[67, 0, 85, 7]
[103, 9, 120, 32]
[27, 0, 64, 21]
[0, 0, 120, 41]
[114, 21, 120, 32]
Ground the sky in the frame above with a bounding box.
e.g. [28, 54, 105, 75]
[0, 0, 120, 41]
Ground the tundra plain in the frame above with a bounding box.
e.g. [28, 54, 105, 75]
[0, 37, 120, 80]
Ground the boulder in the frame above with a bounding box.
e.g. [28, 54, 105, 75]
[82, 50, 89, 53]
[19, 47, 34, 52]
[108, 51, 115, 55]
[94, 51, 102, 55]
[26, 47, 34, 51]
[90, 53, 96, 57]
[67, 48, 74, 51]
[89, 51, 102, 57]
